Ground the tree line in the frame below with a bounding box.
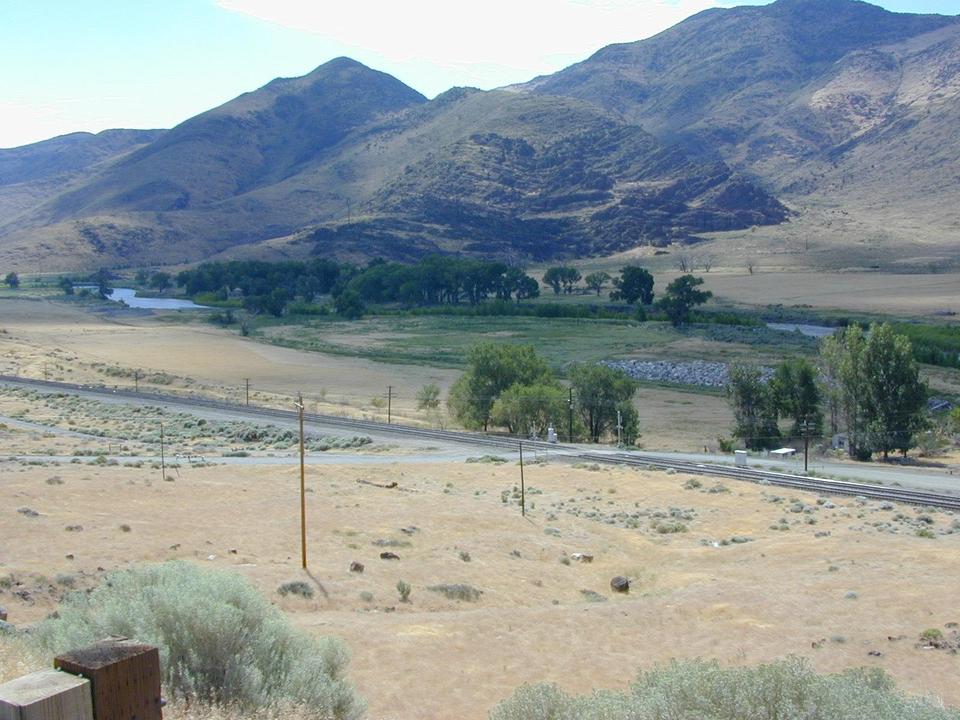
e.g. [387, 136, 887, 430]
[174, 257, 541, 318]
[727, 323, 929, 460]
[447, 342, 640, 444]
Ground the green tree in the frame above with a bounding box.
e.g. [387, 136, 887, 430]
[820, 323, 928, 460]
[542, 267, 565, 295]
[770, 357, 823, 437]
[58, 277, 74, 295]
[657, 274, 711, 326]
[448, 343, 554, 431]
[610, 266, 654, 305]
[149, 271, 172, 293]
[4, 271, 19, 288]
[542, 266, 581, 295]
[727, 364, 780, 450]
[491, 382, 568, 437]
[860, 323, 928, 459]
[584, 271, 611, 297]
[416, 383, 441, 411]
[569, 364, 639, 443]
[333, 289, 365, 319]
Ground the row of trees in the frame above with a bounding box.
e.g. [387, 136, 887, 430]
[728, 323, 929, 459]
[447, 342, 640, 443]
[175, 257, 541, 317]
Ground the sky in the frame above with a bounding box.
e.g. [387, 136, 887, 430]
[1, 0, 957, 149]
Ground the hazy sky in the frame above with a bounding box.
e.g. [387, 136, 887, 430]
[1, 0, 957, 148]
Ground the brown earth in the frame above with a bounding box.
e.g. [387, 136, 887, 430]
[1, 458, 958, 719]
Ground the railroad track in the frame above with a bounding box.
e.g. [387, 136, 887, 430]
[3, 375, 959, 511]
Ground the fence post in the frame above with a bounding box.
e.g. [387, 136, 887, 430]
[54, 639, 162, 720]
[0, 669, 93, 720]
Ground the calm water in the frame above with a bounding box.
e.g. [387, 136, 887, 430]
[766, 322, 837, 338]
[107, 288, 208, 310]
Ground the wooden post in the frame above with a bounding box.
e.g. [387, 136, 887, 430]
[387, 385, 392, 424]
[298, 394, 307, 569]
[0, 669, 93, 720]
[54, 640, 162, 720]
[519, 441, 525, 517]
[159, 423, 165, 481]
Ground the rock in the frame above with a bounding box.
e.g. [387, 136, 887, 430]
[16, 507, 40, 518]
[379, 552, 400, 561]
[570, 553, 594, 563]
[868, 650, 882, 657]
[610, 576, 630, 593]
[350, 561, 365, 573]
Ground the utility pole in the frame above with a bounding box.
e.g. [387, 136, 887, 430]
[296, 393, 307, 569]
[134, 369, 140, 392]
[801, 419, 811, 473]
[159, 422, 166, 481]
[568, 388, 574, 443]
[616, 409, 623, 448]
[518, 441, 525, 517]
[244, 378, 250, 406]
[387, 385, 393, 424]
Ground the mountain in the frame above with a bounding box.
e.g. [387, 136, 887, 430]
[522, 0, 960, 212]
[0, 57, 784, 270]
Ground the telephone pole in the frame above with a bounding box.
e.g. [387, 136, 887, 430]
[801, 419, 812, 473]
[296, 393, 307, 569]
[518, 441, 525, 517]
[134, 369, 140, 392]
[387, 385, 393, 424]
[159, 422, 166, 481]
[244, 378, 250, 406]
[616, 409, 623, 448]
[568, 388, 574, 443]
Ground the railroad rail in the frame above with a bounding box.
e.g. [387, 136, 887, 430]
[2, 375, 959, 511]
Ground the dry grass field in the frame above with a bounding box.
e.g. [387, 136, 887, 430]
[2, 456, 959, 719]
[0, 298, 736, 451]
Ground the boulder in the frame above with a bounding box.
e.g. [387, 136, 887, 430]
[349, 561, 365, 573]
[379, 552, 400, 561]
[610, 576, 630, 593]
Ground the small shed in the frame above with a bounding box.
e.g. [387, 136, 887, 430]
[831, 433, 848, 451]
[770, 447, 797, 458]
[734, 450, 748, 467]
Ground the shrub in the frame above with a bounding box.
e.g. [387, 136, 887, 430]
[277, 581, 314, 599]
[427, 584, 483, 602]
[31, 562, 362, 719]
[396, 580, 411, 603]
[489, 657, 960, 720]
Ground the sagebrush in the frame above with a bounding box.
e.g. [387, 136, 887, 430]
[490, 657, 959, 720]
[32, 561, 363, 719]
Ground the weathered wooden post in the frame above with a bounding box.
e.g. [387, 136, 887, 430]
[0, 669, 93, 720]
[54, 639, 162, 720]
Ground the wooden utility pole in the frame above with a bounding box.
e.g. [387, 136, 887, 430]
[519, 441, 525, 517]
[159, 423, 165, 481]
[801, 419, 811, 473]
[134, 369, 140, 392]
[568, 388, 574, 443]
[244, 378, 250, 406]
[387, 385, 393, 424]
[297, 393, 307, 569]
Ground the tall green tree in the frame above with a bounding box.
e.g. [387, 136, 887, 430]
[491, 382, 568, 437]
[727, 364, 780, 450]
[569, 364, 639, 443]
[770, 357, 823, 437]
[860, 324, 928, 459]
[819, 323, 928, 460]
[584, 271, 611, 297]
[657, 274, 711, 326]
[542, 266, 581, 295]
[448, 343, 554, 431]
[610, 266, 654, 305]
[4, 271, 19, 289]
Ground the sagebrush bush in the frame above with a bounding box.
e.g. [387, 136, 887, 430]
[489, 657, 960, 720]
[32, 561, 363, 719]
